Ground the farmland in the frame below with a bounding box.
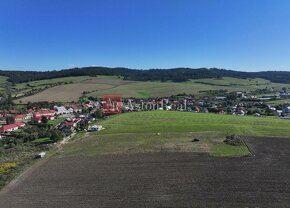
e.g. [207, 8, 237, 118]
[1, 111, 290, 207]
[0, 76, 8, 92]
[60, 111, 290, 158]
[13, 76, 290, 103]
[2, 138, 290, 208]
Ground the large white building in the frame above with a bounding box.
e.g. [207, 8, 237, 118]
[54, 106, 74, 115]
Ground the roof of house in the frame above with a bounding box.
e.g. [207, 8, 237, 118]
[0, 122, 25, 131]
[14, 114, 26, 119]
[32, 116, 42, 121]
[62, 122, 75, 127]
[32, 115, 54, 121]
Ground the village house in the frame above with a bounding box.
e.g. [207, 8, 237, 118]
[32, 115, 55, 123]
[66, 117, 81, 124]
[283, 106, 290, 114]
[0, 122, 25, 133]
[215, 96, 227, 101]
[280, 90, 290, 98]
[33, 109, 56, 117]
[68, 104, 83, 113]
[60, 122, 76, 134]
[14, 114, 31, 122]
[54, 106, 73, 115]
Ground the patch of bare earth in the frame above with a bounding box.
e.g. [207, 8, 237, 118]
[1, 137, 290, 207]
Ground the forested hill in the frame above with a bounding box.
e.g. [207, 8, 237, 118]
[0, 67, 289, 84]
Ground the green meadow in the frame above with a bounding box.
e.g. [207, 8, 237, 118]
[267, 98, 290, 105]
[60, 111, 290, 157]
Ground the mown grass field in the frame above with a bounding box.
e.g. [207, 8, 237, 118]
[267, 98, 290, 105]
[14, 76, 290, 103]
[60, 111, 290, 158]
[0, 76, 8, 92]
[48, 117, 65, 126]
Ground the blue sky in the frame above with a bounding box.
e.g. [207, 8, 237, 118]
[0, 0, 290, 71]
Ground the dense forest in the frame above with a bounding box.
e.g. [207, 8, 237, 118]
[0, 67, 289, 84]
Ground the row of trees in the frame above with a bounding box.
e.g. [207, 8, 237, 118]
[2, 67, 290, 84]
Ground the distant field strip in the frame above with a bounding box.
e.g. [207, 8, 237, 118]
[14, 76, 290, 103]
[16, 83, 112, 102]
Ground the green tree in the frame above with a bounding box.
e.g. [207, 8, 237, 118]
[5, 116, 15, 125]
[41, 116, 48, 124]
[49, 130, 63, 143]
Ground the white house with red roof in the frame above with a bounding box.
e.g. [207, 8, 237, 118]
[32, 109, 56, 123]
[32, 115, 55, 123]
[33, 109, 56, 117]
[0, 122, 26, 133]
[14, 114, 31, 122]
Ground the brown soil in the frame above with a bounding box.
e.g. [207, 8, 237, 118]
[1, 137, 290, 207]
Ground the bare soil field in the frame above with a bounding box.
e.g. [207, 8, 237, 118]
[1, 137, 290, 207]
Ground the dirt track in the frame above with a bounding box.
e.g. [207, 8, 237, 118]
[1, 137, 290, 207]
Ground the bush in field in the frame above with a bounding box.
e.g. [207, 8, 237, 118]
[224, 135, 243, 146]
[49, 129, 64, 142]
[28, 132, 39, 141]
[0, 162, 17, 174]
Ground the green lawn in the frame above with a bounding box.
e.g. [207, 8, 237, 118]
[60, 111, 290, 158]
[211, 143, 250, 157]
[267, 98, 290, 105]
[0, 76, 8, 84]
[48, 117, 65, 126]
[97, 111, 290, 137]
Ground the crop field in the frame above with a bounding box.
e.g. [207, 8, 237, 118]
[16, 83, 114, 103]
[13, 76, 290, 103]
[1, 112, 290, 207]
[1, 132, 290, 206]
[58, 111, 290, 158]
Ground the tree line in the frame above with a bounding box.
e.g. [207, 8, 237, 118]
[0, 67, 290, 84]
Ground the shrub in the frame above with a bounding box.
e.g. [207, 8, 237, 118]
[0, 162, 17, 174]
[31, 138, 53, 146]
[224, 135, 243, 146]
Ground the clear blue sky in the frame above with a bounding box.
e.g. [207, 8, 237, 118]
[1, 0, 290, 71]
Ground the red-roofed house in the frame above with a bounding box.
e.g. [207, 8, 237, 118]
[0, 122, 26, 133]
[34, 109, 56, 118]
[32, 115, 55, 123]
[14, 114, 31, 122]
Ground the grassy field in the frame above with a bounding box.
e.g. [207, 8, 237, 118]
[60, 111, 290, 158]
[13, 76, 290, 103]
[48, 117, 65, 126]
[0, 76, 8, 92]
[267, 98, 290, 105]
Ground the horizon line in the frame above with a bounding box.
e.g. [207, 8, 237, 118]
[1, 66, 290, 73]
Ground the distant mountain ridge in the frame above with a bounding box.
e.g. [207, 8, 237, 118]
[0, 67, 289, 84]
